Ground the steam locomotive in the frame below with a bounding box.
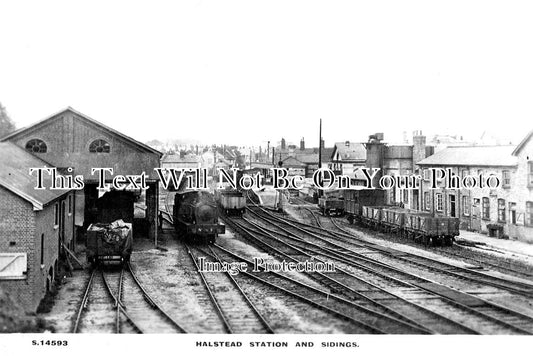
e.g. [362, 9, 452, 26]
[173, 190, 225, 243]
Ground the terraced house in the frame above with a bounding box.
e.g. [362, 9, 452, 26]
[417, 130, 533, 243]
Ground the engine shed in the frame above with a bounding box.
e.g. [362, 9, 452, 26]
[2, 107, 162, 245]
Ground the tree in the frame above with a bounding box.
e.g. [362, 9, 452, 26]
[0, 102, 16, 138]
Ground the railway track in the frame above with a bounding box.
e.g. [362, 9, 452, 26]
[439, 246, 533, 280]
[163, 193, 399, 333]
[232, 220, 485, 334]
[327, 216, 533, 292]
[210, 241, 426, 334]
[72, 268, 141, 333]
[262, 203, 533, 298]
[236, 209, 533, 334]
[72, 265, 185, 333]
[295, 198, 525, 275]
[222, 216, 444, 334]
[185, 243, 274, 333]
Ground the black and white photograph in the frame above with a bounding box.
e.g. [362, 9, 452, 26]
[0, 1, 532, 355]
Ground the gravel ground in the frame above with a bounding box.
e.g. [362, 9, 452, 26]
[36, 192, 531, 334]
[39, 269, 90, 333]
[284, 201, 533, 280]
[278, 201, 533, 317]
[39, 222, 373, 333]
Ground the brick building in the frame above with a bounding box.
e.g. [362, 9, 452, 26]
[417, 130, 533, 243]
[0, 142, 74, 312]
[276, 138, 333, 178]
[360, 132, 434, 209]
[2, 107, 162, 241]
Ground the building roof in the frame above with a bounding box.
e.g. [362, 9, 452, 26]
[297, 153, 319, 164]
[321, 147, 335, 161]
[417, 145, 517, 167]
[332, 142, 366, 162]
[277, 147, 334, 165]
[1, 107, 163, 157]
[512, 129, 533, 156]
[281, 156, 307, 167]
[251, 162, 273, 169]
[162, 154, 201, 163]
[0, 142, 69, 210]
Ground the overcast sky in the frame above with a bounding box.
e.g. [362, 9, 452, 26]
[0, 1, 531, 147]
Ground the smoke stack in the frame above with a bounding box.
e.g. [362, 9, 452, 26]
[281, 138, 286, 150]
[300, 138, 305, 150]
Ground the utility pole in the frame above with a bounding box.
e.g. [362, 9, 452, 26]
[318, 118, 322, 198]
[318, 118, 322, 169]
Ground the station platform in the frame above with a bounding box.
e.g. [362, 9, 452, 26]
[456, 230, 533, 261]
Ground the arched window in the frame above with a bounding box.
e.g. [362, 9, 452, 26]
[25, 139, 47, 153]
[89, 139, 111, 153]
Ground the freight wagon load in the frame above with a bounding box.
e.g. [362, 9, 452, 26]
[86, 219, 133, 266]
[216, 188, 246, 216]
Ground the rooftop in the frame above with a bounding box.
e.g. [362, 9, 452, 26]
[417, 145, 517, 167]
[1, 107, 163, 157]
[0, 142, 70, 210]
[332, 142, 366, 161]
[162, 154, 201, 163]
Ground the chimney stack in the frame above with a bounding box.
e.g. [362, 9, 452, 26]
[300, 137, 305, 150]
[412, 130, 426, 171]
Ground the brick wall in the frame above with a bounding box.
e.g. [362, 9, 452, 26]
[0, 187, 74, 312]
[10, 111, 160, 180]
[8, 110, 160, 239]
[0, 187, 38, 312]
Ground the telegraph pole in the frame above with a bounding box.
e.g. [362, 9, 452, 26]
[318, 118, 322, 198]
[318, 118, 322, 169]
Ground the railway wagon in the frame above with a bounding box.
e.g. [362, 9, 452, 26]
[318, 196, 344, 216]
[380, 206, 406, 234]
[344, 189, 386, 224]
[173, 190, 225, 243]
[216, 188, 246, 216]
[318, 195, 344, 216]
[86, 219, 133, 266]
[403, 212, 459, 246]
[361, 205, 459, 246]
[360, 205, 391, 228]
